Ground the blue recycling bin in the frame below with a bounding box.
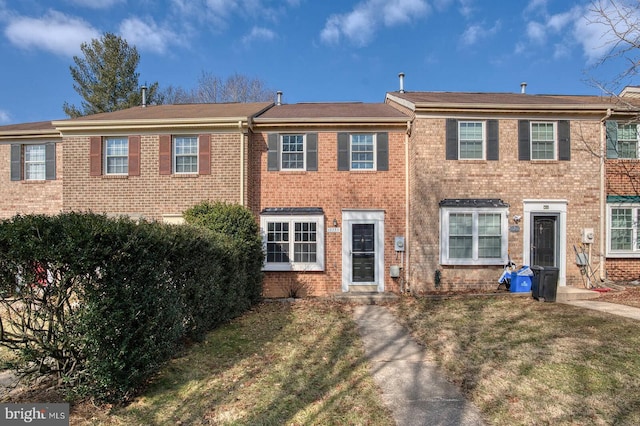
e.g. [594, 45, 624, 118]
[510, 266, 532, 293]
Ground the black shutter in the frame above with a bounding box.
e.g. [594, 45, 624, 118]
[337, 132, 350, 171]
[267, 133, 279, 171]
[446, 119, 458, 160]
[518, 120, 530, 161]
[558, 120, 570, 161]
[486, 120, 499, 161]
[10, 144, 21, 181]
[307, 133, 318, 171]
[606, 121, 618, 159]
[376, 132, 389, 171]
[45, 143, 56, 180]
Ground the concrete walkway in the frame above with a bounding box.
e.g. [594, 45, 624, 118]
[562, 300, 640, 320]
[353, 305, 485, 426]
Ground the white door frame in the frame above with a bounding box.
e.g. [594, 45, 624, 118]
[342, 210, 385, 292]
[523, 199, 567, 286]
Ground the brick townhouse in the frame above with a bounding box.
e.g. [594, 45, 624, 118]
[0, 121, 63, 218]
[249, 100, 410, 297]
[3, 85, 640, 295]
[386, 85, 640, 292]
[51, 102, 271, 222]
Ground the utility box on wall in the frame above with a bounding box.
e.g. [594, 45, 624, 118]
[394, 236, 405, 252]
[581, 228, 594, 244]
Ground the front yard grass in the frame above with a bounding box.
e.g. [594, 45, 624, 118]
[71, 300, 394, 425]
[391, 295, 640, 425]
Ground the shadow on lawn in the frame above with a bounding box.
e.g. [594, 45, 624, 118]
[394, 296, 640, 425]
[108, 300, 390, 425]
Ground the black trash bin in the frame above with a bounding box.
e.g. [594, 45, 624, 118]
[542, 266, 559, 302]
[531, 265, 544, 301]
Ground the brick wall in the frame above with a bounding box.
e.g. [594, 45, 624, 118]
[406, 117, 602, 292]
[63, 132, 246, 220]
[0, 143, 63, 219]
[250, 129, 407, 297]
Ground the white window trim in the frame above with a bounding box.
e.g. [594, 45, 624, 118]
[280, 134, 306, 171]
[24, 144, 46, 181]
[260, 214, 325, 271]
[104, 137, 129, 176]
[350, 133, 376, 171]
[616, 123, 639, 159]
[530, 121, 557, 161]
[458, 121, 486, 160]
[173, 135, 199, 174]
[440, 206, 508, 265]
[607, 203, 640, 257]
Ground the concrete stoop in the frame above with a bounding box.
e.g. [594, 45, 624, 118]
[556, 286, 602, 302]
[332, 292, 400, 304]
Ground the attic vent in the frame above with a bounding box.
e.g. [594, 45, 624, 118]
[399, 72, 405, 93]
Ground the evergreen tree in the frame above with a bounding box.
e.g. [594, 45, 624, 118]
[63, 33, 161, 117]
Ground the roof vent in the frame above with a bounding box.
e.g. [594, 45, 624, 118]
[398, 72, 405, 93]
[520, 82, 527, 94]
[276, 91, 283, 106]
[141, 85, 147, 107]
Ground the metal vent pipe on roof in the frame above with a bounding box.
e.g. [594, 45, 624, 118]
[276, 91, 283, 106]
[399, 72, 405, 93]
[141, 85, 147, 107]
[520, 82, 527, 94]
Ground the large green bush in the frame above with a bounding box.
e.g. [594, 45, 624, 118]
[0, 209, 264, 402]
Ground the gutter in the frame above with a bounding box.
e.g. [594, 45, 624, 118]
[405, 120, 411, 289]
[239, 120, 245, 206]
[600, 108, 612, 282]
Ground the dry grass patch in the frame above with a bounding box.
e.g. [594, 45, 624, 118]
[391, 296, 640, 425]
[70, 300, 393, 425]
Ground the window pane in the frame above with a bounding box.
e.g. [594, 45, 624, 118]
[294, 222, 317, 262]
[531, 123, 555, 160]
[449, 213, 472, 258]
[105, 138, 128, 174]
[175, 136, 198, 173]
[266, 222, 290, 262]
[459, 122, 483, 159]
[24, 145, 46, 180]
[479, 214, 501, 258]
[618, 124, 638, 159]
[351, 134, 374, 169]
[611, 208, 633, 250]
[281, 134, 305, 169]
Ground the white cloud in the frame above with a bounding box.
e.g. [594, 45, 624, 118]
[119, 17, 182, 55]
[460, 20, 501, 46]
[242, 26, 276, 45]
[320, 0, 429, 46]
[0, 109, 10, 124]
[66, 0, 125, 9]
[4, 10, 100, 57]
[526, 21, 546, 44]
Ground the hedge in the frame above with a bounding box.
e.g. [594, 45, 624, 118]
[0, 209, 263, 402]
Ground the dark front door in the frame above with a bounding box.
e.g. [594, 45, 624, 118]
[352, 223, 375, 282]
[532, 215, 557, 267]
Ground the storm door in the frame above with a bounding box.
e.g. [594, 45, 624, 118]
[352, 224, 375, 282]
[531, 215, 558, 267]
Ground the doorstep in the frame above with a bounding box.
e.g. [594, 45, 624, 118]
[332, 292, 400, 304]
[556, 286, 601, 302]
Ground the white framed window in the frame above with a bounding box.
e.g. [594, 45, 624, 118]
[351, 134, 375, 170]
[281, 134, 305, 170]
[458, 121, 484, 160]
[24, 144, 46, 180]
[607, 204, 640, 256]
[531, 122, 556, 160]
[617, 124, 638, 159]
[104, 137, 128, 175]
[260, 212, 325, 271]
[174, 136, 198, 174]
[440, 204, 508, 265]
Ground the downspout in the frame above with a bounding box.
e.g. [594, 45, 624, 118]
[239, 120, 245, 206]
[599, 108, 612, 281]
[405, 120, 411, 288]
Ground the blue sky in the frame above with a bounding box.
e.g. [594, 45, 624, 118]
[0, 0, 636, 124]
